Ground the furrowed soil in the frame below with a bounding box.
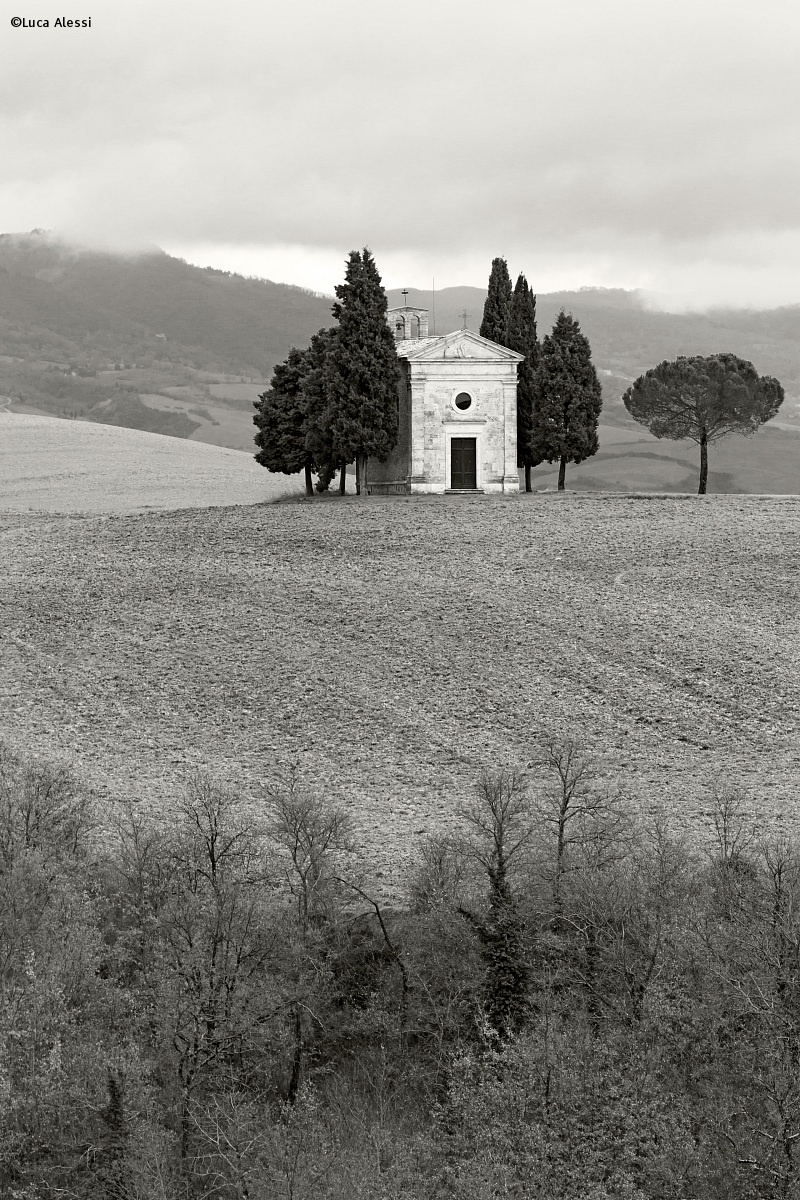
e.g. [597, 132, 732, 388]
[1, 493, 798, 897]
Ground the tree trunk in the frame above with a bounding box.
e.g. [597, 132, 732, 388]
[524, 463, 531, 492]
[338, 460, 346, 494]
[304, 463, 313, 497]
[557, 455, 567, 491]
[355, 453, 368, 496]
[698, 429, 708, 494]
[287, 1006, 303, 1105]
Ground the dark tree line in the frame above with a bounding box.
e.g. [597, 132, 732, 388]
[254, 248, 399, 497]
[481, 261, 783, 496]
[480, 256, 604, 491]
[4, 734, 800, 1198]
[257, 253, 783, 499]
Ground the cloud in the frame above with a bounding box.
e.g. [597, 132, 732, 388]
[3, 0, 800, 305]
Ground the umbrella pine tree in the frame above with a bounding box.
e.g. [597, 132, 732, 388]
[623, 353, 784, 494]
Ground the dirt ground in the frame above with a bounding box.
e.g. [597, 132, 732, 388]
[1, 487, 798, 898]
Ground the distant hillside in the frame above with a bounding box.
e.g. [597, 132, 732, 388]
[0, 231, 335, 449]
[0, 231, 333, 374]
[0, 233, 798, 492]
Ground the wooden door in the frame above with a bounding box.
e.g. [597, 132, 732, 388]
[450, 437, 477, 489]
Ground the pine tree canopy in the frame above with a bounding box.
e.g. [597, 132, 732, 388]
[326, 248, 400, 464]
[480, 257, 513, 344]
[623, 354, 784, 444]
[623, 352, 784, 494]
[530, 311, 603, 473]
[507, 274, 539, 470]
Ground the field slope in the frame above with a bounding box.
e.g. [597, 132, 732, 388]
[1, 494, 798, 893]
[0, 413, 302, 511]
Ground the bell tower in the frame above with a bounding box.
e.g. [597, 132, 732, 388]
[387, 295, 429, 341]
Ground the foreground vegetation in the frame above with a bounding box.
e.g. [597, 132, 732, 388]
[3, 735, 800, 1198]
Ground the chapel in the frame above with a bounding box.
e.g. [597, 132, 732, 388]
[367, 305, 523, 495]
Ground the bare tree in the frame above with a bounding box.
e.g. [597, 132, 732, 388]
[460, 767, 534, 898]
[528, 734, 629, 915]
[705, 781, 760, 918]
[458, 768, 535, 1039]
[264, 766, 353, 1104]
[265, 763, 353, 934]
[0, 738, 94, 869]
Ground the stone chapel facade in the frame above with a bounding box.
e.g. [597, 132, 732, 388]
[367, 305, 523, 495]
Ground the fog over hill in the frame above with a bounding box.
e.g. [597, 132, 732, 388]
[387, 286, 800, 433]
[1, 233, 799, 492]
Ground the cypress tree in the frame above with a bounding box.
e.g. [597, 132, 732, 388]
[507, 274, 539, 492]
[253, 346, 316, 496]
[479, 257, 513, 344]
[325, 249, 400, 496]
[530, 311, 603, 491]
[302, 327, 341, 492]
[253, 332, 341, 495]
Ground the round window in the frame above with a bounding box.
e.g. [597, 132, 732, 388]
[454, 392, 473, 411]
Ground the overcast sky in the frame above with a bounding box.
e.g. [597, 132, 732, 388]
[3, 0, 800, 308]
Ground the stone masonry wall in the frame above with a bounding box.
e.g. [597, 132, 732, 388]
[411, 361, 518, 493]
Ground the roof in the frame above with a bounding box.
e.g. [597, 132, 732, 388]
[394, 328, 524, 363]
[394, 336, 444, 356]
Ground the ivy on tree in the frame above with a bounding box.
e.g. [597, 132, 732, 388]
[459, 769, 533, 1040]
[325, 248, 400, 496]
[479, 257, 513, 344]
[530, 310, 603, 491]
[506, 274, 539, 492]
[623, 353, 784, 494]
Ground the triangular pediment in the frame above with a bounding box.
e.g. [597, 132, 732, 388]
[398, 328, 524, 363]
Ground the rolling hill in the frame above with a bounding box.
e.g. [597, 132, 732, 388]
[0, 412, 304, 512]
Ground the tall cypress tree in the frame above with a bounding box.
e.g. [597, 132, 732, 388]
[530, 311, 603, 491]
[302, 327, 341, 493]
[507, 274, 539, 492]
[253, 346, 316, 496]
[325, 249, 400, 496]
[479, 257, 513, 344]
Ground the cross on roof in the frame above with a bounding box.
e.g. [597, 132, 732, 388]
[460, 309, 470, 328]
[401, 289, 409, 306]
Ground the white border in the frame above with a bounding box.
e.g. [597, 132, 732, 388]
[450, 387, 475, 414]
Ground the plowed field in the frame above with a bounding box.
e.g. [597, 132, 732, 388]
[1, 493, 798, 896]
